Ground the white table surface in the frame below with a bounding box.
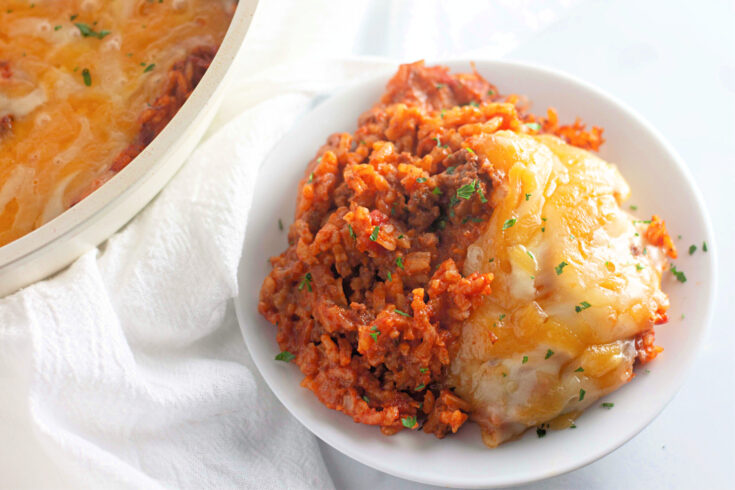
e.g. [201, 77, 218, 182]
[233, 0, 735, 488]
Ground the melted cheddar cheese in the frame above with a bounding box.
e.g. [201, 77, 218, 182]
[0, 0, 236, 246]
[451, 131, 670, 447]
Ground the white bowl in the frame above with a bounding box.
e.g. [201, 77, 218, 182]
[0, 0, 259, 297]
[234, 59, 717, 488]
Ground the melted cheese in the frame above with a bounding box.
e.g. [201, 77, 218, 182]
[450, 131, 669, 447]
[0, 0, 235, 246]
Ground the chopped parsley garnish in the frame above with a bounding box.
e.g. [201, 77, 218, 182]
[499, 313, 506, 320]
[545, 349, 554, 359]
[522, 355, 529, 364]
[501, 372, 507, 377]
[526, 250, 535, 260]
[70, 14, 78, 21]
[432, 187, 442, 195]
[81, 68, 92, 86]
[633, 219, 652, 224]
[397, 234, 404, 239]
[415, 384, 425, 391]
[362, 395, 370, 403]
[688, 244, 696, 255]
[502, 218, 517, 230]
[477, 187, 488, 203]
[416, 177, 427, 183]
[541, 227, 545, 232]
[570, 424, 577, 429]
[445, 166, 456, 175]
[369, 225, 380, 241]
[394, 309, 411, 317]
[575, 367, 584, 372]
[401, 416, 417, 429]
[487, 89, 495, 96]
[143, 63, 155, 73]
[630, 205, 638, 210]
[298, 272, 313, 292]
[75, 22, 111, 39]
[525, 122, 541, 131]
[525, 193, 531, 201]
[54, 25, 62, 31]
[702, 241, 708, 252]
[601, 402, 614, 409]
[575, 301, 591, 313]
[386, 271, 392, 282]
[579, 389, 586, 401]
[440, 109, 446, 119]
[435, 83, 445, 89]
[457, 180, 477, 199]
[396, 256, 404, 269]
[536, 426, 547, 438]
[278, 219, 283, 231]
[636, 264, 644, 271]
[308, 172, 314, 183]
[348, 224, 356, 240]
[369, 325, 380, 342]
[274, 351, 295, 362]
[420, 367, 428, 373]
[669, 265, 687, 283]
[465, 147, 475, 154]
[469, 101, 479, 107]
[555, 261, 568, 275]
[488, 258, 494, 262]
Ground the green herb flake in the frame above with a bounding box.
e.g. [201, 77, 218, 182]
[416, 177, 427, 184]
[636, 264, 644, 271]
[308, 172, 314, 183]
[465, 147, 475, 154]
[501, 372, 507, 377]
[570, 424, 577, 429]
[525, 193, 531, 201]
[348, 224, 357, 241]
[435, 83, 445, 89]
[545, 349, 554, 360]
[555, 261, 568, 275]
[522, 355, 529, 364]
[369, 325, 380, 342]
[469, 101, 479, 107]
[457, 180, 477, 200]
[633, 219, 652, 224]
[499, 313, 506, 321]
[502, 218, 517, 230]
[275, 351, 295, 362]
[394, 309, 411, 317]
[420, 367, 428, 373]
[702, 241, 708, 252]
[369, 225, 380, 241]
[362, 395, 370, 403]
[298, 272, 313, 292]
[386, 271, 392, 282]
[81, 68, 92, 86]
[54, 25, 62, 31]
[396, 256, 404, 269]
[487, 89, 495, 96]
[575, 301, 591, 313]
[687, 244, 697, 255]
[445, 166, 456, 175]
[143, 63, 155, 73]
[415, 383, 425, 391]
[75, 22, 111, 39]
[575, 367, 584, 372]
[630, 205, 638, 210]
[525, 122, 541, 131]
[669, 265, 687, 283]
[432, 187, 442, 196]
[488, 258, 494, 263]
[579, 389, 586, 401]
[70, 14, 78, 21]
[401, 416, 417, 429]
[278, 219, 283, 231]
[601, 402, 614, 409]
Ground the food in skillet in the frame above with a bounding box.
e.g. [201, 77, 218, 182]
[0, 0, 236, 246]
[259, 61, 677, 446]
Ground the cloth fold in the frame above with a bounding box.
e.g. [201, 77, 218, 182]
[0, 62, 401, 488]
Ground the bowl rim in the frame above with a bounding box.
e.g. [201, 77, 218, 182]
[0, 0, 259, 269]
[235, 57, 718, 488]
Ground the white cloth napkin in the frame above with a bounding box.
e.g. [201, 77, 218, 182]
[0, 58, 397, 489]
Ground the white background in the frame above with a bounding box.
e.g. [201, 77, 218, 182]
[231, 0, 735, 488]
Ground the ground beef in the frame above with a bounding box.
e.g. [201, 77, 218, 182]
[259, 61, 606, 438]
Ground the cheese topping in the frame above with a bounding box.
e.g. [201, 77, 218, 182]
[452, 131, 670, 447]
